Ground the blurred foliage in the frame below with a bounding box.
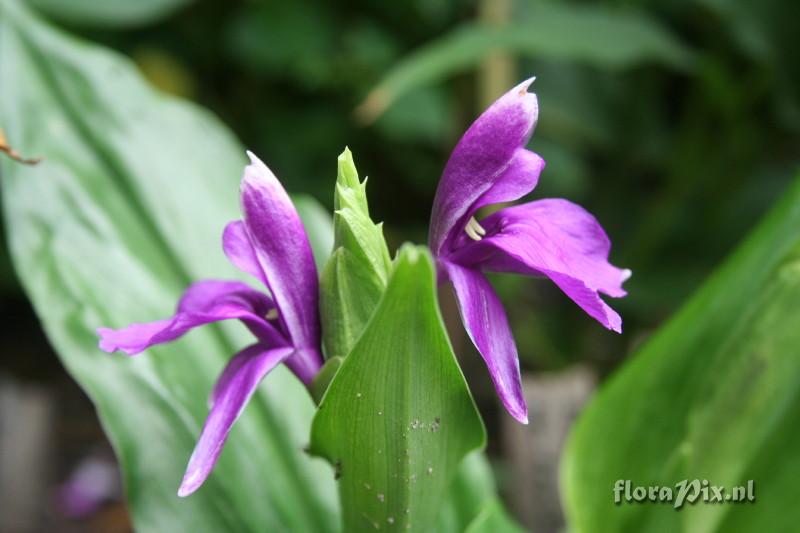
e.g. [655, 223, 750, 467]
[355, 0, 695, 122]
[25, 0, 192, 27]
[2, 0, 799, 450]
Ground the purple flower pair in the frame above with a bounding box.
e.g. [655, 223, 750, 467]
[98, 78, 628, 494]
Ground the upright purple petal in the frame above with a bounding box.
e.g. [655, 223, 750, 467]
[239, 152, 321, 364]
[452, 199, 629, 332]
[178, 345, 294, 497]
[220, 220, 324, 384]
[222, 220, 269, 288]
[97, 280, 286, 355]
[443, 261, 528, 423]
[430, 79, 540, 255]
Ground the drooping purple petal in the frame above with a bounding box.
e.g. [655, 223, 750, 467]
[430, 79, 540, 256]
[97, 280, 286, 355]
[443, 261, 528, 423]
[179, 345, 294, 497]
[208, 343, 259, 408]
[544, 271, 622, 333]
[208, 344, 321, 407]
[452, 199, 629, 332]
[222, 220, 269, 288]
[239, 153, 321, 366]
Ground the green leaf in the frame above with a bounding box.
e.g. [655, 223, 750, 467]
[24, 0, 191, 28]
[562, 175, 800, 533]
[320, 148, 392, 358]
[436, 452, 508, 532]
[310, 245, 486, 531]
[0, 1, 336, 530]
[464, 500, 526, 533]
[356, 2, 694, 122]
[310, 356, 343, 405]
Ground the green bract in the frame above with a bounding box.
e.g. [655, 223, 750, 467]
[312, 245, 485, 531]
[320, 149, 392, 359]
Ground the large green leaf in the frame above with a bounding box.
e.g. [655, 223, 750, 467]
[0, 0, 337, 530]
[562, 175, 800, 533]
[25, 0, 191, 28]
[311, 245, 486, 531]
[357, 2, 694, 121]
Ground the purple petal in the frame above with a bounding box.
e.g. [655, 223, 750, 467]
[97, 280, 286, 355]
[284, 348, 325, 387]
[430, 79, 540, 256]
[239, 152, 322, 364]
[443, 261, 528, 423]
[222, 220, 269, 288]
[452, 199, 629, 332]
[207, 346, 320, 408]
[56, 455, 120, 518]
[220, 220, 324, 383]
[179, 345, 294, 497]
[208, 345, 253, 408]
[471, 148, 545, 213]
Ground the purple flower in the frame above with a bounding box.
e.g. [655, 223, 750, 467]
[430, 79, 630, 424]
[56, 454, 121, 518]
[97, 152, 323, 496]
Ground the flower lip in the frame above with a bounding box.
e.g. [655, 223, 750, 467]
[429, 78, 541, 257]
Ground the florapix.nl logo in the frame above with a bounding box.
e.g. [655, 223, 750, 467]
[613, 479, 755, 509]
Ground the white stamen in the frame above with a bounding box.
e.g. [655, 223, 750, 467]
[265, 308, 279, 320]
[465, 216, 486, 241]
[621, 269, 633, 282]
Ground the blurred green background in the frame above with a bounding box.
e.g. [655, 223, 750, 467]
[1, 0, 798, 531]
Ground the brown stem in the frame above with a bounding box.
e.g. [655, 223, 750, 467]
[0, 129, 42, 166]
